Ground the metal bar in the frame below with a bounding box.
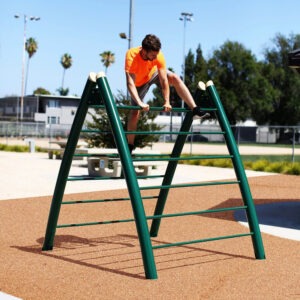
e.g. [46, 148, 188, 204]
[62, 195, 158, 205]
[140, 180, 239, 191]
[81, 129, 225, 135]
[42, 75, 97, 251]
[150, 87, 209, 237]
[152, 233, 253, 249]
[206, 80, 265, 260]
[89, 104, 217, 112]
[67, 174, 164, 181]
[96, 73, 157, 279]
[57, 205, 247, 228]
[132, 155, 233, 161]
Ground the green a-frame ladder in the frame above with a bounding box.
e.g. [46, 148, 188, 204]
[42, 72, 265, 279]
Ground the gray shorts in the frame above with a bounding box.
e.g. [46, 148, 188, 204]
[131, 71, 161, 105]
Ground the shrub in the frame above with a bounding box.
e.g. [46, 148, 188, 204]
[251, 160, 269, 171]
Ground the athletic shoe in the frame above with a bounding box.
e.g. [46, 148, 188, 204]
[192, 107, 210, 120]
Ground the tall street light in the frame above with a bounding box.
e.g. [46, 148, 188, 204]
[119, 0, 134, 49]
[14, 14, 40, 121]
[119, 0, 134, 100]
[179, 12, 193, 122]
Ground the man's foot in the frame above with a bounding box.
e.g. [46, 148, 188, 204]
[128, 144, 135, 154]
[192, 107, 210, 120]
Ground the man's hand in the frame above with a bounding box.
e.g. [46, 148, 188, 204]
[139, 102, 150, 111]
[163, 103, 172, 112]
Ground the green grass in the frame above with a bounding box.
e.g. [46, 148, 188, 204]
[180, 154, 300, 176]
[0, 143, 45, 153]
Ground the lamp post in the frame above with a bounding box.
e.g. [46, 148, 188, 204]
[179, 12, 193, 122]
[119, 0, 134, 100]
[119, 0, 133, 49]
[14, 14, 40, 121]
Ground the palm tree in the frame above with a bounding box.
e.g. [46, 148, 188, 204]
[99, 51, 115, 74]
[25, 37, 38, 95]
[60, 53, 73, 89]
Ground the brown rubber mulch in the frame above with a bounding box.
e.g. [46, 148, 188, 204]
[0, 174, 299, 299]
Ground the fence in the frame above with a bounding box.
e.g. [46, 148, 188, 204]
[1, 120, 300, 150]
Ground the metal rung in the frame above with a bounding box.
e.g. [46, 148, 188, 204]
[80, 129, 224, 135]
[62, 195, 158, 205]
[152, 233, 253, 249]
[132, 155, 233, 162]
[140, 180, 240, 190]
[124, 131, 225, 135]
[89, 104, 216, 112]
[57, 205, 247, 228]
[67, 174, 164, 181]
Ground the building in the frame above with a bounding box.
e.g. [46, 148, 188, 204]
[0, 95, 80, 125]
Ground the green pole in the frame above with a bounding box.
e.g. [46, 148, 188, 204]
[205, 80, 265, 259]
[150, 88, 204, 237]
[95, 73, 157, 279]
[42, 74, 96, 251]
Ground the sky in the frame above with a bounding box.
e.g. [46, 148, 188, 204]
[0, 0, 299, 100]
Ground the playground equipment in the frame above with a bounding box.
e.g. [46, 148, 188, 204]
[42, 72, 265, 279]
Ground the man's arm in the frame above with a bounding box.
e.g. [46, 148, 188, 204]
[125, 72, 149, 110]
[158, 68, 172, 112]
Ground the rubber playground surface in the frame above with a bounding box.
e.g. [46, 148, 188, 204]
[0, 152, 299, 299]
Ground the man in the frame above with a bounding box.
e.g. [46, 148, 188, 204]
[125, 34, 209, 153]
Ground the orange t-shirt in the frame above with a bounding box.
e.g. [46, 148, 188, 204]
[125, 46, 166, 87]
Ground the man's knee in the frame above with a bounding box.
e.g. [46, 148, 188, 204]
[167, 72, 182, 86]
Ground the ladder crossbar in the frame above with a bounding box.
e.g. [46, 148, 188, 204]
[152, 233, 253, 249]
[132, 155, 233, 162]
[140, 180, 240, 190]
[81, 129, 225, 135]
[89, 104, 216, 112]
[57, 205, 247, 228]
[67, 174, 165, 181]
[62, 195, 158, 205]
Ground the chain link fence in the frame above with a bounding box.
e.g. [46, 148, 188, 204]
[1, 121, 300, 156]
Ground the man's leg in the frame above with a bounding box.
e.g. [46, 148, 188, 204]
[127, 74, 159, 153]
[167, 72, 210, 119]
[127, 109, 140, 153]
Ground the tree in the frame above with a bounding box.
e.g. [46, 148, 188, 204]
[207, 41, 274, 124]
[25, 37, 38, 95]
[85, 91, 162, 149]
[33, 87, 51, 95]
[60, 53, 72, 93]
[56, 87, 69, 96]
[99, 51, 115, 74]
[261, 33, 300, 127]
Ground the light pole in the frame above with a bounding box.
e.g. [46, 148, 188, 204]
[179, 12, 193, 122]
[119, 0, 133, 49]
[119, 0, 134, 100]
[14, 14, 40, 121]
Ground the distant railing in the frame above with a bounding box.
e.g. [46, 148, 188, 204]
[1, 121, 300, 146]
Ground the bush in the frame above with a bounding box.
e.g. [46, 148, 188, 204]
[181, 156, 300, 176]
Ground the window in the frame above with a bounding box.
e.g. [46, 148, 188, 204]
[48, 100, 60, 108]
[47, 116, 60, 124]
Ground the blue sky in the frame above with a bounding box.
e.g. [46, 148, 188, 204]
[0, 0, 299, 99]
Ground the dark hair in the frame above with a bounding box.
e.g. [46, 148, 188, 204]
[142, 34, 161, 52]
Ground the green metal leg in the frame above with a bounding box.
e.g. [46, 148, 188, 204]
[42, 76, 96, 251]
[96, 73, 157, 279]
[150, 88, 208, 237]
[205, 80, 265, 259]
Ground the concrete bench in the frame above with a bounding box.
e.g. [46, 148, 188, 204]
[48, 148, 88, 160]
[86, 148, 164, 177]
[87, 157, 165, 177]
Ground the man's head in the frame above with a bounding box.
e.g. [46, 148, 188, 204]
[140, 34, 161, 61]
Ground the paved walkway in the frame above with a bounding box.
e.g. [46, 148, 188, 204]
[0, 151, 272, 201]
